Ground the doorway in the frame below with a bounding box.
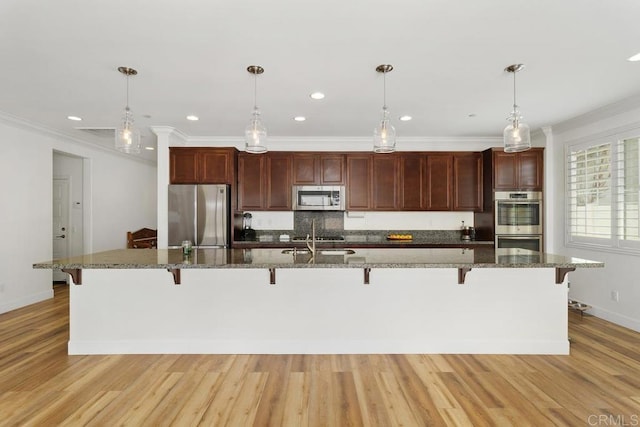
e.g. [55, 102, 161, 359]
[52, 177, 70, 282]
[52, 151, 86, 284]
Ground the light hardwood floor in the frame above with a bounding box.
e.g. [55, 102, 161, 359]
[1, 285, 639, 426]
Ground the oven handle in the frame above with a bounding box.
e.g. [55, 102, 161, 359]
[496, 201, 542, 205]
[497, 235, 542, 240]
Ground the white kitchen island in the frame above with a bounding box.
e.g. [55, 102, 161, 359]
[34, 248, 603, 355]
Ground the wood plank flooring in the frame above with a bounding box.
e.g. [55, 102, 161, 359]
[1, 284, 639, 426]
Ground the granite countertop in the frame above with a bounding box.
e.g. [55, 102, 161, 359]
[33, 247, 604, 270]
[234, 230, 495, 248]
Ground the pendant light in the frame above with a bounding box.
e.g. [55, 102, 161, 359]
[115, 66, 141, 154]
[245, 65, 268, 154]
[503, 64, 531, 153]
[373, 64, 397, 153]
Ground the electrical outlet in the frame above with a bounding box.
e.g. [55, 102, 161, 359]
[611, 290, 620, 302]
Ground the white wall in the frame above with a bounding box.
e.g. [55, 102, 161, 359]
[547, 96, 640, 332]
[0, 118, 157, 314]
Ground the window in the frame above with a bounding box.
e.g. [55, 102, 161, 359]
[567, 136, 640, 253]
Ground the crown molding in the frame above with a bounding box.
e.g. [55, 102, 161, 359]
[174, 134, 503, 151]
[549, 92, 640, 135]
[0, 111, 157, 166]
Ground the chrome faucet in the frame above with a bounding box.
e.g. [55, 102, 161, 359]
[305, 219, 316, 256]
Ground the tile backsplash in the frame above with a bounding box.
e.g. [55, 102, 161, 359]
[246, 210, 473, 231]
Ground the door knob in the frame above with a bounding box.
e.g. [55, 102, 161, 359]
[56, 234, 66, 238]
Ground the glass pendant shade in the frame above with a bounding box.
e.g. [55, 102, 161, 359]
[503, 64, 531, 153]
[244, 65, 267, 153]
[245, 107, 268, 154]
[115, 66, 140, 154]
[373, 64, 396, 153]
[373, 107, 397, 153]
[115, 108, 141, 154]
[503, 111, 531, 153]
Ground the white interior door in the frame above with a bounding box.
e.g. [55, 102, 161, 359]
[52, 177, 70, 282]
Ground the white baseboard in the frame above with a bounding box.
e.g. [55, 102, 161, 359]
[587, 306, 640, 333]
[67, 339, 570, 356]
[0, 289, 54, 314]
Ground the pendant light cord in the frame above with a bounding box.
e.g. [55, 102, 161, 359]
[512, 70, 517, 113]
[125, 73, 130, 112]
[383, 71, 387, 109]
[253, 72, 258, 110]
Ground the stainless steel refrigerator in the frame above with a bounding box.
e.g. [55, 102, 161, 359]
[168, 184, 230, 248]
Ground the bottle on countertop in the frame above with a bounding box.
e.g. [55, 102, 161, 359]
[460, 221, 471, 241]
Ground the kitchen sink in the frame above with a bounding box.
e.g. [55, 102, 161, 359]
[319, 249, 355, 255]
[281, 249, 355, 255]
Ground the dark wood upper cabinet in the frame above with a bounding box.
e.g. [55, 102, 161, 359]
[372, 155, 400, 210]
[199, 150, 235, 184]
[265, 153, 292, 210]
[453, 152, 483, 211]
[237, 153, 265, 210]
[517, 149, 544, 190]
[169, 147, 236, 184]
[346, 155, 372, 210]
[425, 154, 453, 211]
[169, 148, 199, 183]
[399, 154, 425, 210]
[320, 155, 345, 184]
[237, 152, 292, 211]
[492, 148, 543, 190]
[292, 154, 316, 184]
[292, 153, 345, 185]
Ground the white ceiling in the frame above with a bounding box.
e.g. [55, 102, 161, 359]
[2, 0, 640, 162]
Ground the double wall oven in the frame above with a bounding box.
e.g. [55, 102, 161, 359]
[494, 191, 543, 252]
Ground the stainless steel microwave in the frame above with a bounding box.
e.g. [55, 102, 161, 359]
[292, 185, 345, 211]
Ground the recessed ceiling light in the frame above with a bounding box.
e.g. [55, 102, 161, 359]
[144, 146, 155, 151]
[310, 92, 325, 100]
[186, 115, 199, 121]
[67, 116, 82, 121]
[294, 116, 306, 122]
[627, 52, 640, 62]
[399, 115, 412, 121]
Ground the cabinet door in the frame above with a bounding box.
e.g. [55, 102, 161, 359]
[453, 153, 482, 211]
[493, 151, 518, 190]
[292, 154, 316, 184]
[266, 153, 292, 210]
[399, 154, 424, 210]
[237, 154, 265, 210]
[372, 155, 399, 210]
[199, 149, 234, 184]
[169, 148, 199, 183]
[517, 149, 543, 190]
[346, 155, 371, 210]
[320, 154, 345, 184]
[425, 154, 453, 211]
